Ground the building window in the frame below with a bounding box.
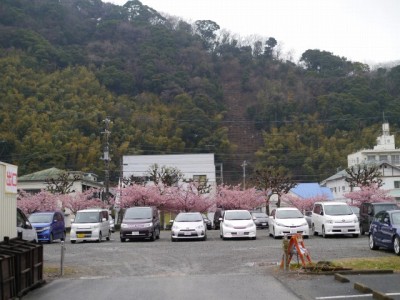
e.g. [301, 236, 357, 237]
[395, 181, 400, 189]
[367, 155, 376, 163]
[379, 155, 388, 162]
[391, 155, 400, 165]
[342, 186, 345, 192]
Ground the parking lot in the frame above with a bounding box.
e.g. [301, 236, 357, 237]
[24, 229, 400, 300]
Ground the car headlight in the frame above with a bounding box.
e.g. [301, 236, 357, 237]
[42, 226, 51, 231]
[91, 224, 100, 229]
[275, 222, 286, 227]
[300, 221, 308, 226]
[224, 222, 233, 228]
[143, 223, 153, 227]
[326, 219, 333, 224]
[172, 225, 179, 230]
[121, 223, 128, 228]
[353, 219, 358, 223]
[196, 225, 204, 230]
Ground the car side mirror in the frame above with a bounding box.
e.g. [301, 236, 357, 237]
[169, 220, 174, 224]
[71, 218, 75, 223]
[25, 221, 32, 229]
[384, 217, 390, 224]
[320, 211, 324, 216]
[219, 217, 223, 222]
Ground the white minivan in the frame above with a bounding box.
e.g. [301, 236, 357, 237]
[70, 209, 111, 243]
[311, 201, 360, 238]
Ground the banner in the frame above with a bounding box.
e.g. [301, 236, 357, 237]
[5, 164, 18, 194]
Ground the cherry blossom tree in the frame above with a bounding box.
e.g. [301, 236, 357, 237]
[163, 182, 215, 212]
[281, 194, 329, 212]
[62, 188, 107, 215]
[215, 184, 264, 210]
[17, 190, 61, 215]
[344, 184, 395, 207]
[119, 184, 166, 209]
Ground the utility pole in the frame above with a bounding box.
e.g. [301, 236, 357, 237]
[101, 117, 112, 202]
[241, 160, 247, 190]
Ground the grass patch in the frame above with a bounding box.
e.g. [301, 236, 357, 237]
[332, 256, 400, 271]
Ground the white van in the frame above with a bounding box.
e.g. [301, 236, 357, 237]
[70, 209, 111, 243]
[17, 208, 38, 243]
[311, 201, 360, 238]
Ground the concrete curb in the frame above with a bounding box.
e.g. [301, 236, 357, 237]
[372, 290, 394, 300]
[334, 273, 350, 283]
[354, 282, 373, 293]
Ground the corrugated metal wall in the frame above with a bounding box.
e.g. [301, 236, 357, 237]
[0, 162, 17, 241]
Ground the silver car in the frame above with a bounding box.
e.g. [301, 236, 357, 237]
[171, 212, 207, 241]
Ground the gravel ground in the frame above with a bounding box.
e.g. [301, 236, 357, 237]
[41, 229, 394, 280]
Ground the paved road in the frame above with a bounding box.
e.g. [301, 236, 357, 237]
[22, 230, 399, 300]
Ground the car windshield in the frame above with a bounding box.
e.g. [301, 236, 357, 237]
[75, 212, 101, 223]
[375, 204, 398, 214]
[252, 213, 268, 218]
[225, 211, 251, 220]
[175, 213, 203, 222]
[325, 205, 353, 215]
[124, 208, 152, 219]
[276, 210, 303, 219]
[391, 212, 400, 225]
[350, 206, 360, 214]
[29, 214, 53, 223]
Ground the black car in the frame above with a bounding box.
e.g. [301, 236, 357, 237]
[213, 208, 224, 230]
[250, 211, 269, 229]
[202, 214, 213, 230]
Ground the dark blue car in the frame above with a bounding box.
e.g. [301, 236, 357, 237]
[369, 209, 400, 255]
[29, 211, 66, 243]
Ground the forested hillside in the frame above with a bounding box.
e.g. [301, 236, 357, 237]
[0, 0, 399, 184]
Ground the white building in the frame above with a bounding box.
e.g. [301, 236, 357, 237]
[122, 153, 217, 195]
[321, 123, 400, 202]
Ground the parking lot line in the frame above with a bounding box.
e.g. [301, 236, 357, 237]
[315, 294, 372, 299]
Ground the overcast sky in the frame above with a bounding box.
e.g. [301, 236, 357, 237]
[103, 0, 400, 65]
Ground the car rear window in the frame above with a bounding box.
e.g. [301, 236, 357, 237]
[392, 212, 400, 225]
[325, 205, 353, 215]
[225, 211, 251, 220]
[29, 214, 53, 223]
[374, 204, 398, 214]
[124, 208, 152, 219]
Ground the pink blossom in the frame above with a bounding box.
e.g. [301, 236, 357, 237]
[62, 188, 107, 215]
[281, 194, 328, 212]
[17, 190, 61, 215]
[344, 184, 394, 207]
[215, 184, 264, 210]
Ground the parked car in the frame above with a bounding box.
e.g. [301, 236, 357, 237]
[311, 201, 360, 238]
[250, 211, 269, 229]
[70, 209, 111, 243]
[349, 206, 360, 220]
[304, 211, 312, 228]
[120, 206, 160, 242]
[171, 212, 207, 241]
[213, 208, 224, 230]
[202, 214, 213, 230]
[359, 202, 398, 235]
[268, 207, 309, 239]
[29, 211, 66, 243]
[17, 208, 38, 243]
[369, 209, 400, 255]
[109, 216, 115, 233]
[220, 210, 256, 240]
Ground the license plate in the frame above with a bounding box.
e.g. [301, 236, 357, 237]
[262, 223, 266, 226]
[132, 232, 139, 235]
[290, 229, 297, 234]
[77, 233, 85, 238]
[184, 232, 191, 236]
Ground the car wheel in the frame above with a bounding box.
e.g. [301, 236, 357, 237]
[322, 226, 328, 238]
[151, 230, 156, 241]
[171, 236, 176, 242]
[203, 235, 207, 241]
[303, 235, 309, 239]
[156, 228, 160, 239]
[394, 236, 400, 256]
[352, 234, 359, 238]
[273, 227, 278, 239]
[252, 236, 256, 240]
[97, 232, 102, 243]
[312, 224, 318, 236]
[120, 237, 126, 242]
[369, 234, 378, 250]
[71, 240, 76, 244]
[48, 233, 54, 244]
[106, 230, 111, 241]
